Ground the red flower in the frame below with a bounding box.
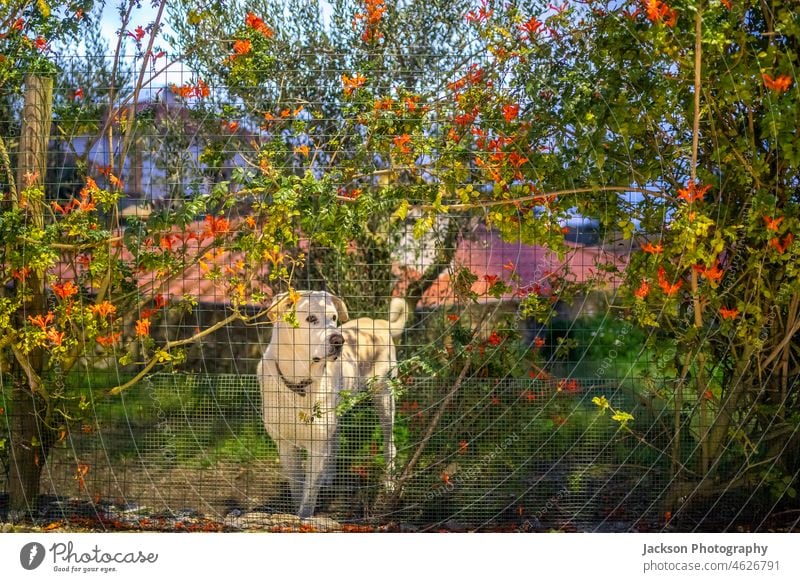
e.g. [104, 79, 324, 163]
[634, 280, 650, 299]
[245, 12, 273, 37]
[73, 87, 84, 100]
[53, 281, 79, 300]
[533, 336, 545, 348]
[502, 103, 520, 122]
[465, 1, 493, 23]
[487, 331, 503, 346]
[12, 267, 30, 281]
[769, 233, 794, 254]
[763, 216, 784, 232]
[763, 73, 792, 93]
[46, 329, 65, 346]
[719, 306, 739, 320]
[676, 182, 710, 204]
[232, 39, 252, 56]
[393, 133, 412, 154]
[520, 17, 543, 39]
[657, 265, 682, 296]
[640, 242, 663, 254]
[135, 318, 151, 337]
[90, 301, 117, 318]
[643, 0, 677, 27]
[96, 332, 122, 347]
[154, 294, 169, 309]
[341, 73, 367, 96]
[28, 312, 54, 330]
[204, 214, 230, 236]
[33, 36, 47, 50]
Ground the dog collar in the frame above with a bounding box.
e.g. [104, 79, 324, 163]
[275, 362, 313, 396]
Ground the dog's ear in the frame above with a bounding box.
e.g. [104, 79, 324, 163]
[330, 294, 349, 323]
[267, 291, 299, 323]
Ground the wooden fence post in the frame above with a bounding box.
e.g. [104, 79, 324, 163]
[5, 73, 55, 520]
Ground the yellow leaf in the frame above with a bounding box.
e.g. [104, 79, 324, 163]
[393, 199, 409, 221]
[37, 0, 50, 18]
[611, 411, 634, 424]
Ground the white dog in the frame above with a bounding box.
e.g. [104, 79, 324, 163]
[257, 291, 408, 518]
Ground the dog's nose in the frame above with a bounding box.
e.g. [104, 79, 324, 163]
[329, 334, 344, 348]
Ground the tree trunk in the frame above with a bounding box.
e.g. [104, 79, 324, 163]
[5, 73, 54, 519]
[6, 379, 55, 520]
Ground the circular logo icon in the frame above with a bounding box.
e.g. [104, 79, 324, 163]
[20, 542, 46, 570]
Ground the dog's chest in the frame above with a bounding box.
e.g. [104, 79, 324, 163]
[259, 364, 340, 441]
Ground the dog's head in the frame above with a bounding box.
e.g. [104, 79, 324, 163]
[267, 290, 349, 364]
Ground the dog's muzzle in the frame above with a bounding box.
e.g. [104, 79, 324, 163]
[312, 333, 344, 363]
[327, 333, 344, 358]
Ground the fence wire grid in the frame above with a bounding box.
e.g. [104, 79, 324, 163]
[0, 52, 798, 534]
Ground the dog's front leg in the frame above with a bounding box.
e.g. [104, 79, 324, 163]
[373, 383, 397, 491]
[297, 437, 334, 518]
[277, 440, 304, 511]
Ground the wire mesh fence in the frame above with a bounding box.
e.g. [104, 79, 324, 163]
[1, 40, 798, 534]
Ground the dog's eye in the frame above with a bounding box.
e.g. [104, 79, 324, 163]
[331, 315, 337, 322]
[306, 315, 319, 324]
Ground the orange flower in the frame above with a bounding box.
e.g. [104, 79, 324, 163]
[53, 281, 79, 300]
[763, 73, 792, 93]
[763, 216, 784, 231]
[90, 301, 117, 318]
[204, 214, 230, 236]
[341, 73, 367, 96]
[46, 329, 65, 346]
[487, 331, 503, 346]
[374, 97, 394, 111]
[657, 265, 682, 296]
[171, 83, 194, 99]
[441, 472, 451, 486]
[719, 306, 739, 320]
[12, 266, 30, 281]
[135, 318, 151, 337]
[28, 312, 54, 330]
[232, 39, 252, 56]
[245, 12, 273, 37]
[634, 280, 650, 299]
[354, 0, 386, 43]
[640, 242, 663, 254]
[96, 332, 121, 347]
[693, 263, 723, 284]
[769, 232, 794, 254]
[643, 0, 677, 27]
[393, 133, 412, 154]
[502, 103, 520, 122]
[533, 336, 545, 348]
[294, 144, 310, 158]
[676, 182, 710, 204]
[33, 36, 47, 50]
